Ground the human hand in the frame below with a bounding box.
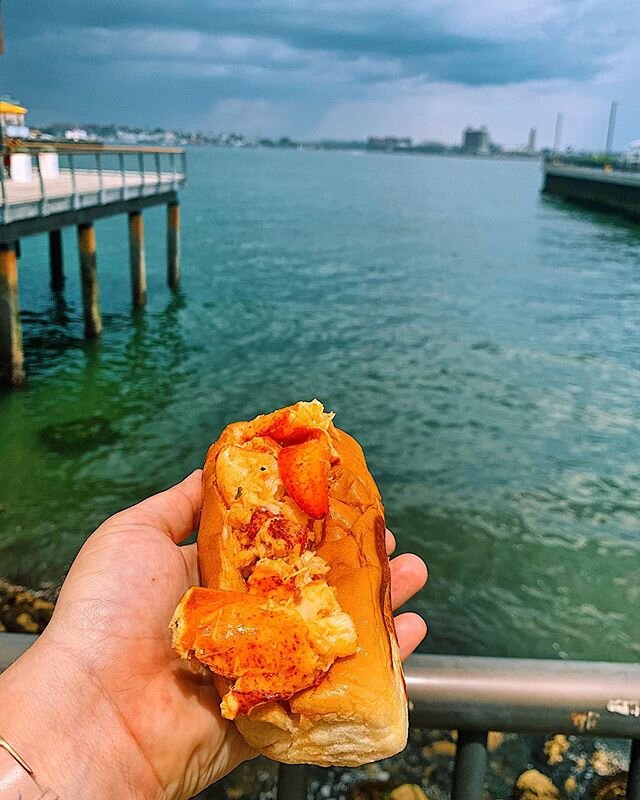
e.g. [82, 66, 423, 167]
[0, 471, 427, 800]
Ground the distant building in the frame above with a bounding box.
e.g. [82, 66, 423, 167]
[527, 127, 537, 154]
[0, 98, 29, 139]
[366, 136, 412, 152]
[65, 128, 89, 141]
[462, 126, 490, 155]
[624, 140, 640, 164]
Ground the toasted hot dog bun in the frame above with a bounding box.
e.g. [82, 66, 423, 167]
[171, 401, 408, 766]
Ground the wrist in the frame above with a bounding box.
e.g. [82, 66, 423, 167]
[0, 633, 162, 800]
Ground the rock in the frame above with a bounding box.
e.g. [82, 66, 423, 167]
[544, 735, 569, 766]
[592, 748, 627, 777]
[389, 785, 428, 800]
[347, 781, 396, 800]
[422, 740, 457, 759]
[592, 773, 628, 800]
[14, 612, 39, 633]
[514, 769, 560, 800]
[487, 732, 505, 752]
[0, 578, 56, 633]
[564, 776, 577, 795]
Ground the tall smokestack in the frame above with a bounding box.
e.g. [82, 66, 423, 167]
[553, 113, 563, 154]
[605, 101, 618, 154]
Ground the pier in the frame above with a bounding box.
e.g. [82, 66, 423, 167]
[543, 160, 640, 219]
[0, 142, 187, 386]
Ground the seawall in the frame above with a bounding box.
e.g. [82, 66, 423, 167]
[543, 163, 640, 220]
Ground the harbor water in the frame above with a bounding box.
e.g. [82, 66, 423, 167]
[0, 149, 639, 662]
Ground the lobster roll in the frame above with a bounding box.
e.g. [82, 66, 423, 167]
[170, 400, 408, 766]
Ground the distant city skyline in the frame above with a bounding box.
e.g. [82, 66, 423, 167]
[2, 0, 640, 150]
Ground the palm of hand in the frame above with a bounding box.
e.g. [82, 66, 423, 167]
[45, 486, 253, 800]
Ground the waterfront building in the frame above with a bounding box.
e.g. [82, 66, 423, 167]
[0, 99, 33, 182]
[462, 126, 490, 155]
[624, 140, 640, 164]
[0, 98, 29, 140]
[64, 128, 89, 141]
[527, 127, 537, 154]
[366, 136, 413, 152]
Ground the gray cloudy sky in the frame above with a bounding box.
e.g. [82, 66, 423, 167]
[2, 0, 639, 148]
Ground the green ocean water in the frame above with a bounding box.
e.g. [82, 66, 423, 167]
[1, 148, 639, 662]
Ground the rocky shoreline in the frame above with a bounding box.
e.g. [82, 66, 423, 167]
[0, 580, 630, 800]
[0, 578, 56, 633]
[205, 730, 630, 800]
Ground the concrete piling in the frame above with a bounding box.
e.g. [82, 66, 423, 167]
[77, 223, 102, 339]
[167, 201, 180, 289]
[128, 210, 147, 307]
[0, 241, 25, 386]
[49, 229, 64, 291]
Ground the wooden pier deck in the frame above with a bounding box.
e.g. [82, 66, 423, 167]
[0, 143, 187, 386]
[1, 169, 181, 225]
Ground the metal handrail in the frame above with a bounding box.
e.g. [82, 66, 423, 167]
[407, 654, 640, 737]
[1, 637, 638, 799]
[0, 145, 187, 224]
[2, 142, 185, 155]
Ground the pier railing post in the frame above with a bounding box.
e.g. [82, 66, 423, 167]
[69, 153, 78, 210]
[35, 152, 46, 217]
[128, 210, 147, 307]
[0, 154, 6, 218]
[77, 222, 102, 338]
[452, 730, 488, 800]
[0, 241, 25, 386]
[119, 152, 126, 201]
[96, 152, 105, 204]
[138, 151, 144, 191]
[167, 200, 180, 289]
[170, 152, 176, 189]
[49, 229, 64, 291]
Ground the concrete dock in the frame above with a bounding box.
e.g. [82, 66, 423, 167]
[543, 161, 640, 219]
[0, 143, 186, 386]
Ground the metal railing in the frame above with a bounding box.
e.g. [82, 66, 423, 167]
[281, 655, 640, 800]
[1, 637, 639, 800]
[0, 142, 187, 224]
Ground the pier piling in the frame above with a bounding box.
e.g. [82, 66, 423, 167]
[128, 210, 147, 307]
[167, 201, 180, 289]
[77, 223, 102, 339]
[0, 241, 25, 386]
[49, 229, 64, 291]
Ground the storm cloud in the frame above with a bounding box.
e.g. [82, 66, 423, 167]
[1, 0, 638, 146]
